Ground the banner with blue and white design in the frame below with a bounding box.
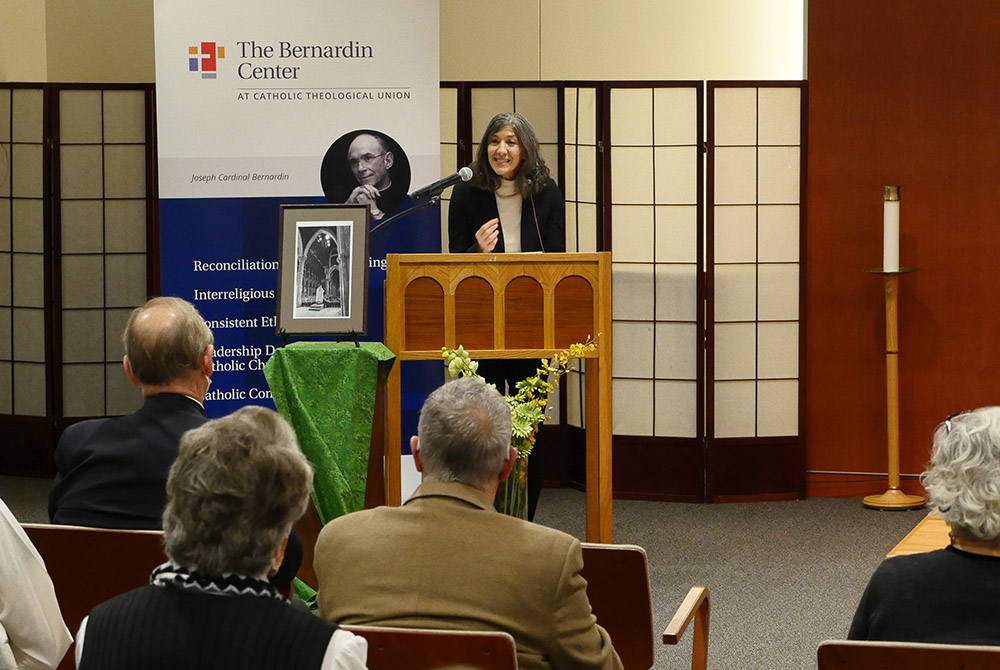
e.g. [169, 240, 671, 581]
[153, 1, 440, 420]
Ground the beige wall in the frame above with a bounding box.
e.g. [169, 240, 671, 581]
[0, 1, 48, 81]
[1, 1, 803, 84]
[0, 0, 153, 83]
[45, 0, 154, 83]
[442, 0, 805, 82]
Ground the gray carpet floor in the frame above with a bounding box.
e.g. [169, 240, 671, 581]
[2, 476, 925, 670]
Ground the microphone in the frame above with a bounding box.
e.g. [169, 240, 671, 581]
[410, 166, 473, 200]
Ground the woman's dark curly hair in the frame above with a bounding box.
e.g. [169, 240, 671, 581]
[470, 112, 550, 196]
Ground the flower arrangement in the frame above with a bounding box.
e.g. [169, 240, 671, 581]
[441, 338, 599, 518]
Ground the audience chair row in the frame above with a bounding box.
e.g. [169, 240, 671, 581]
[24, 522, 1000, 670]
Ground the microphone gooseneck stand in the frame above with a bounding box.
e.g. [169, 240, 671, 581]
[368, 195, 440, 235]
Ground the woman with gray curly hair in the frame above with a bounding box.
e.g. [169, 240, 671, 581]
[848, 406, 1000, 643]
[73, 406, 367, 669]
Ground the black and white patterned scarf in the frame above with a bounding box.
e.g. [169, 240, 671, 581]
[150, 562, 285, 602]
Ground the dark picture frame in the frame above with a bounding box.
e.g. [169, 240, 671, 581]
[277, 204, 370, 335]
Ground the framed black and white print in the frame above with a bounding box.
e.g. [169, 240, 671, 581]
[276, 204, 370, 335]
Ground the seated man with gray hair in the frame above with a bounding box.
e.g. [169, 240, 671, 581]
[49, 296, 215, 529]
[314, 376, 622, 670]
[75, 406, 367, 669]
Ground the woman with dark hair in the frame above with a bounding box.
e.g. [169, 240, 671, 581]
[848, 406, 1000, 643]
[449, 112, 564, 255]
[74, 406, 367, 670]
[448, 113, 565, 521]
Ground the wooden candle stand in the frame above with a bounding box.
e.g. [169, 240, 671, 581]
[863, 268, 925, 510]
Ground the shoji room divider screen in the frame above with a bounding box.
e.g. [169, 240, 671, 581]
[706, 82, 806, 501]
[443, 80, 803, 502]
[0, 84, 156, 475]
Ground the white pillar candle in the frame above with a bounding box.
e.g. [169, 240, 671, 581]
[883, 186, 900, 273]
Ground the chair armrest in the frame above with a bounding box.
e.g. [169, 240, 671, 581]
[663, 586, 710, 670]
[662, 585, 710, 644]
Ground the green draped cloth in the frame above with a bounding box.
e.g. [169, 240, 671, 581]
[263, 341, 395, 523]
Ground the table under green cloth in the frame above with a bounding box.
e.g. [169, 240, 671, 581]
[263, 341, 395, 523]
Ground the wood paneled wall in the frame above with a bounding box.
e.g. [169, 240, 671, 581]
[806, 1, 1000, 496]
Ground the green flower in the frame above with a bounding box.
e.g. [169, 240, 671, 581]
[441, 336, 599, 463]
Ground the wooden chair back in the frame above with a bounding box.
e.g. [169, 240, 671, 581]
[580, 543, 655, 670]
[817, 640, 1000, 669]
[22, 523, 167, 670]
[343, 625, 518, 670]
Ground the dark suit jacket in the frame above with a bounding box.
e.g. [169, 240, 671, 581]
[315, 481, 622, 670]
[48, 393, 207, 529]
[448, 178, 565, 254]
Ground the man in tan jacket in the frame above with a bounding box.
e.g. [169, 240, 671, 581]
[314, 377, 622, 670]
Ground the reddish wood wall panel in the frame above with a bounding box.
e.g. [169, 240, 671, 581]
[504, 276, 544, 349]
[807, 2, 1000, 480]
[403, 277, 445, 350]
[455, 277, 495, 350]
[554, 275, 594, 348]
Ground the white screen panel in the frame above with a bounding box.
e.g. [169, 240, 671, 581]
[613, 321, 654, 378]
[62, 200, 104, 253]
[714, 146, 756, 205]
[654, 322, 697, 380]
[11, 144, 43, 198]
[714, 380, 755, 438]
[13, 362, 45, 416]
[471, 88, 514, 137]
[757, 88, 801, 146]
[611, 88, 653, 146]
[757, 264, 799, 321]
[654, 265, 698, 322]
[63, 364, 104, 417]
[59, 90, 103, 144]
[576, 203, 598, 253]
[758, 322, 799, 379]
[60, 145, 104, 199]
[515, 88, 559, 143]
[12, 307, 44, 362]
[59, 306, 103, 359]
[654, 88, 698, 146]
[611, 205, 654, 263]
[11, 254, 44, 307]
[612, 263, 654, 321]
[714, 206, 756, 264]
[611, 146, 653, 205]
[576, 146, 598, 202]
[613, 379, 654, 436]
[654, 206, 698, 264]
[576, 88, 598, 145]
[11, 199, 43, 253]
[757, 379, 798, 436]
[758, 205, 800, 262]
[714, 264, 756, 322]
[654, 146, 698, 205]
[566, 370, 584, 428]
[714, 322, 756, 381]
[757, 146, 800, 204]
[710, 84, 803, 440]
[104, 145, 146, 199]
[103, 90, 146, 144]
[655, 380, 697, 438]
[714, 88, 756, 146]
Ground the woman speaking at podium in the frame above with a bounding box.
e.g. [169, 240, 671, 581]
[448, 112, 565, 521]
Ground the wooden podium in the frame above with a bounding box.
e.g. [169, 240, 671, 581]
[384, 252, 614, 542]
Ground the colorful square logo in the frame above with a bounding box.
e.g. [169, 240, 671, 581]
[189, 42, 225, 79]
